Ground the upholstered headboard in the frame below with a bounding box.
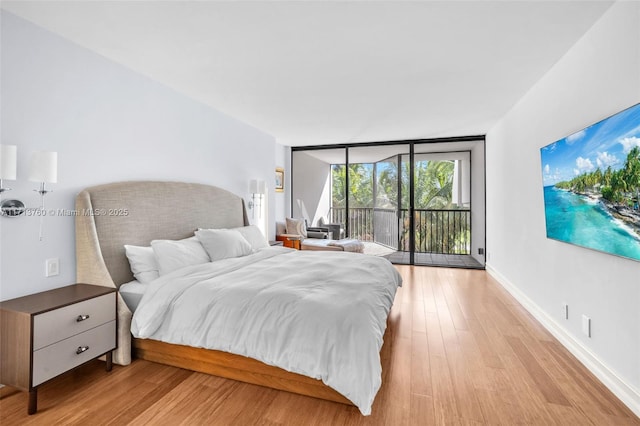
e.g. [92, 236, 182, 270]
[75, 181, 249, 365]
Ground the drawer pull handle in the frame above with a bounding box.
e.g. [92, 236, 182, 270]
[76, 314, 90, 322]
[76, 346, 90, 355]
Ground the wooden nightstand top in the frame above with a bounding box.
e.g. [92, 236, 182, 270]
[0, 284, 115, 315]
[277, 234, 303, 240]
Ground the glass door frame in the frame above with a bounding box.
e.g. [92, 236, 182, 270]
[291, 135, 486, 267]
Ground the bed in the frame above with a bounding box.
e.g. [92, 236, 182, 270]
[75, 181, 401, 415]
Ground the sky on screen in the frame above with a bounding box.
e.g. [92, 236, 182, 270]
[541, 103, 640, 186]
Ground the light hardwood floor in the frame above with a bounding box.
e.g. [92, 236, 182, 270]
[1, 266, 638, 425]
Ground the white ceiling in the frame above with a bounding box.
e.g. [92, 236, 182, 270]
[2, 1, 613, 146]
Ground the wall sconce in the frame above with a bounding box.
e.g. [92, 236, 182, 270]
[0, 148, 58, 229]
[248, 179, 266, 219]
[0, 144, 25, 217]
[29, 151, 58, 240]
[29, 151, 58, 203]
[0, 144, 17, 194]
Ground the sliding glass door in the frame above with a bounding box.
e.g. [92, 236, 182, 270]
[373, 154, 403, 250]
[412, 150, 474, 267]
[291, 138, 485, 268]
[347, 145, 410, 263]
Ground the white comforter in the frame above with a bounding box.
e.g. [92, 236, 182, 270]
[131, 247, 401, 415]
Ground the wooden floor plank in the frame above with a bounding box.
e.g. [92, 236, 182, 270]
[440, 269, 470, 332]
[507, 302, 555, 342]
[426, 309, 462, 424]
[455, 329, 495, 391]
[382, 335, 411, 426]
[542, 340, 639, 421]
[133, 375, 238, 424]
[410, 393, 435, 426]
[474, 386, 525, 426]
[1, 266, 637, 425]
[518, 331, 609, 418]
[505, 336, 571, 406]
[435, 271, 484, 423]
[419, 267, 439, 314]
[410, 331, 432, 397]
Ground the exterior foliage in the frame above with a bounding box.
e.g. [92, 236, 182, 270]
[330, 159, 471, 254]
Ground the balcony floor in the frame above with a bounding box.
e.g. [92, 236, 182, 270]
[361, 242, 484, 269]
[385, 251, 484, 269]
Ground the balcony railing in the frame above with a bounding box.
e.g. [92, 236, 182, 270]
[330, 207, 470, 255]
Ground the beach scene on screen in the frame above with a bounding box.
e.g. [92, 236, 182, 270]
[540, 103, 640, 261]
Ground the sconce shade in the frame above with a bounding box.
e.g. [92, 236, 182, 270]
[0, 145, 17, 180]
[249, 179, 266, 194]
[29, 151, 58, 183]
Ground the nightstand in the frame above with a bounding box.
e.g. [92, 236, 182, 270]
[276, 234, 302, 250]
[0, 284, 117, 414]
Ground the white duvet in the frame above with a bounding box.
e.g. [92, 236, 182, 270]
[131, 247, 401, 415]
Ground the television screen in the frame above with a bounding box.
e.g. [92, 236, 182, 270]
[540, 103, 640, 262]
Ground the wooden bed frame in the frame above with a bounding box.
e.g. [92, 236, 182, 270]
[133, 328, 392, 406]
[75, 181, 392, 408]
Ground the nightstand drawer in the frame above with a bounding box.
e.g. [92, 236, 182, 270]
[32, 320, 115, 386]
[33, 293, 115, 350]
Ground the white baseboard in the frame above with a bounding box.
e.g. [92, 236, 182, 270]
[486, 263, 640, 418]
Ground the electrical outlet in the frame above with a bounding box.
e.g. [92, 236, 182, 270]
[562, 303, 569, 320]
[582, 315, 591, 337]
[45, 258, 59, 277]
[478, 248, 484, 255]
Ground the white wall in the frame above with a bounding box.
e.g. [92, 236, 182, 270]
[0, 12, 277, 300]
[291, 151, 332, 225]
[274, 142, 291, 221]
[486, 1, 640, 414]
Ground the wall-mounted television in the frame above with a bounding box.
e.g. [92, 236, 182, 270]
[540, 103, 640, 262]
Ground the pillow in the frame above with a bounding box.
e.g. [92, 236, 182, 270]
[286, 218, 307, 238]
[232, 225, 269, 250]
[124, 245, 159, 284]
[195, 229, 253, 261]
[151, 236, 210, 276]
